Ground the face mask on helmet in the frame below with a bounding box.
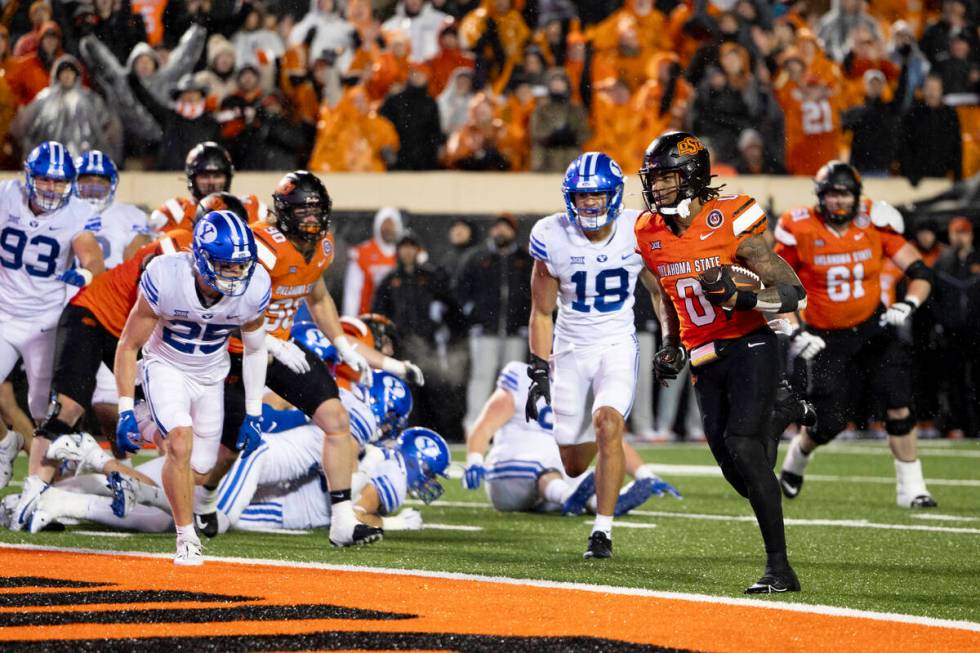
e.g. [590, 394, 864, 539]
[818, 188, 859, 225]
[289, 204, 328, 241]
[75, 175, 114, 211]
[562, 153, 624, 232]
[200, 256, 255, 296]
[568, 191, 618, 231]
[640, 168, 692, 216]
[29, 176, 73, 213]
[193, 172, 230, 198]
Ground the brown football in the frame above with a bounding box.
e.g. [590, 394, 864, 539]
[729, 265, 763, 291]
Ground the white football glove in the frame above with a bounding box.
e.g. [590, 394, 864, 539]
[382, 358, 426, 386]
[869, 200, 905, 233]
[382, 507, 423, 531]
[789, 330, 826, 361]
[880, 300, 915, 327]
[334, 335, 372, 386]
[767, 318, 795, 336]
[265, 335, 311, 374]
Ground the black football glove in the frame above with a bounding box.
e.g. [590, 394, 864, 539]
[653, 343, 687, 385]
[697, 266, 737, 305]
[525, 354, 551, 422]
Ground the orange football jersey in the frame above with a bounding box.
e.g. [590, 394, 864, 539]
[229, 224, 336, 353]
[776, 82, 844, 176]
[635, 195, 769, 351]
[151, 194, 268, 233]
[71, 230, 193, 337]
[773, 200, 908, 330]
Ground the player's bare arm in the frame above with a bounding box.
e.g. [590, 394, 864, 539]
[646, 271, 686, 385]
[114, 294, 158, 399]
[528, 259, 559, 359]
[467, 389, 515, 459]
[727, 233, 807, 313]
[71, 231, 107, 280]
[123, 233, 153, 261]
[353, 485, 383, 528]
[239, 315, 269, 418]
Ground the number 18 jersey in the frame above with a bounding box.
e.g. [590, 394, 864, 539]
[139, 252, 271, 384]
[634, 195, 768, 351]
[529, 210, 645, 348]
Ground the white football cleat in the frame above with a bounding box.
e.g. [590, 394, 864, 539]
[0, 431, 23, 489]
[9, 475, 47, 531]
[174, 537, 204, 566]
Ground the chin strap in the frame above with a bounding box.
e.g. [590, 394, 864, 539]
[660, 198, 692, 218]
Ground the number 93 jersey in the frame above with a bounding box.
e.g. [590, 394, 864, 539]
[529, 209, 645, 348]
[635, 195, 769, 351]
[0, 180, 98, 320]
[139, 252, 271, 384]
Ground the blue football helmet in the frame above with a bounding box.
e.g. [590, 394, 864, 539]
[24, 141, 76, 213]
[192, 210, 257, 296]
[562, 151, 624, 231]
[369, 371, 412, 439]
[290, 320, 339, 363]
[396, 427, 450, 504]
[74, 150, 119, 211]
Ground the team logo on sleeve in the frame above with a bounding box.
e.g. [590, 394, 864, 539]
[322, 239, 333, 257]
[706, 210, 724, 229]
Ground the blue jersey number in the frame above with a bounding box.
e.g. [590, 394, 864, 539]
[0, 227, 61, 277]
[162, 320, 237, 354]
[570, 268, 629, 313]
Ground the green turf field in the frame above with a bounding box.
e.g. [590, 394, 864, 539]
[2, 439, 978, 623]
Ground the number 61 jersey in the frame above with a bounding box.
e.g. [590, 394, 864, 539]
[139, 252, 271, 384]
[634, 195, 769, 351]
[529, 209, 645, 348]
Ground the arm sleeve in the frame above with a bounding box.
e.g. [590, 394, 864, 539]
[370, 466, 406, 515]
[772, 212, 800, 269]
[731, 197, 768, 244]
[241, 325, 268, 417]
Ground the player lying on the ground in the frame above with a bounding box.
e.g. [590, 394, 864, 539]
[464, 361, 680, 516]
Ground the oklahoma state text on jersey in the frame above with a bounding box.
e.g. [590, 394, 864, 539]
[774, 199, 907, 330]
[151, 194, 268, 233]
[228, 223, 335, 353]
[635, 195, 768, 351]
[70, 230, 193, 337]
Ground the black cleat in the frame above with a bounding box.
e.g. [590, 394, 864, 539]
[910, 494, 938, 508]
[331, 523, 384, 547]
[745, 568, 801, 594]
[194, 512, 219, 539]
[779, 470, 804, 499]
[583, 532, 612, 560]
[799, 400, 817, 428]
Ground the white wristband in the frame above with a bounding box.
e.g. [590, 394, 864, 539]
[245, 400, 262, 417]
[118, 396, 135, 413]
[78, 268, 93, 286]
[381, 357, 407, 377]
[466, 452, 484, 467]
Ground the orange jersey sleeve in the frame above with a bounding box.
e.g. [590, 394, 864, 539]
[773, 203, 901, 329]
[635, 196, 769, 351]
[229, 226, 336, 353]
[151, 196, 196, 234]
[71, 230, 193, 337]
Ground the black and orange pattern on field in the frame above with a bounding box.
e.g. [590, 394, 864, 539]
[0, 547, 978, 652]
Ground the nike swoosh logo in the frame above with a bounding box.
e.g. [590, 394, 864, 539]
[748, 342, 765, 348]
[621, 253, 633, 259]
[267, 421, 277, 432]
[780, 480, 800, 497]
[699, 232, 715, 241]
[194, 515, 209, 530]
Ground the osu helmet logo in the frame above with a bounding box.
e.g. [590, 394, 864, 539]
[676, 137, 704, 156]
[276, 179, 296, 195]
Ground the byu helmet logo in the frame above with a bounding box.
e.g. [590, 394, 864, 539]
[199, 221, 218, 243]
[609, 160, 623, 178]
[384, 375, 407, 399]
[416, 436, 441, 458]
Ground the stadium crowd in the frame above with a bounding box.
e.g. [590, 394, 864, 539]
[0, 0, 978, 180]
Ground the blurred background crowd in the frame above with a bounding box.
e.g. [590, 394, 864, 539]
[0, 0, 978, 181]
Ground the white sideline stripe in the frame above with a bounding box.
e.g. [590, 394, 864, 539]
[641, 463, 980, 487]
[1, 541, 977, 633]
[591, 520, 657, 530]
[410, 500, 980, 535]
[74, 531, 132, 538]
[423, 523, 483, 531]
[630, 442, 980, 458]
[911, 514, 980, 523]
[237, 527, 310, 535]
[821, 446, 980, 459]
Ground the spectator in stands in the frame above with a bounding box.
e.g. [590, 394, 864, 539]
[775, 48, 844, 176]
[346, 0, 385, 80]
[920, 0, 978, 66]
[365, 31, 411, 101]
[232, 0, 285, 67]
[380, 63, 444, 169]
[585, 77, 641, 172]
[162, 0, 240, 50]
[685, 11, 750, 89]
[499, 75, 536, 170]
[841, 25, 899, 108]
[280, 46, 342, 126]
[308, 86, 400, 171]
[288, 0, 355, 73]
[842, 68, 906, 176]
[459, 0, 530, 88]
[529, 69, 588, 172]
[932, 217, 980, 438]
[127, 71, 221, 170]
[440, 217, 476, 279]
[888, 20, 930, 113]
[591, 16, 653, 91]
[236, 91, 311, 169]
[0, 28, 15, 165]
[909, 221, 946, 439]
[88, 0, 148, 65]
[343, 207, 404, 317]
[817, 0, 882, 63]
[735, 128, 785, 175]
[634, 53, 692, 163]
[12, 0, 52, 56]
[591, 0, 670, 59]
[7, 20, 63, 105]
[218, 64, 265, 159]
[195, 34, 238, 105]
[456, 212, 530, 430]
[898, 74, 963, 185]
[512, 45, 548, 93]
[444, 92, 510, 170]
[691, 48, 755, 165]
[372, 230, 465, 439]
[382, 0, 450, 62]
[934, 33, 979, 97]
[437, 67, 476, 134]
[12, 54, 122, 160]
[426, 20, 475, 95]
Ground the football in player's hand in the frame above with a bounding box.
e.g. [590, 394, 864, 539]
[728, 265, 763, 291]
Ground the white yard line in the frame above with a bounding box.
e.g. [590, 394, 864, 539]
[0, 541, 977, 632]
[639, 463, 980, 487]
[73, 531, 132, 538]
[423, 523, 483, 531]
[910, 514, 980, 523]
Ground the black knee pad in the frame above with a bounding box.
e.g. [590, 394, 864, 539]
[885, 413, 915, 436]
[34, 398, 76, 440]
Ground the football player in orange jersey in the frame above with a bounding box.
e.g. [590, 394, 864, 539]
[774, 161, 937, 509]
[205, 171, 424, 548]
[635, 132, 807, 594]
[149, 142, 268, 234]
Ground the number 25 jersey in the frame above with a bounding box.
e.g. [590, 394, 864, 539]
[139, 252, 271, 384]
[529, 210, 645, 348]
[634, 195, 768, 351]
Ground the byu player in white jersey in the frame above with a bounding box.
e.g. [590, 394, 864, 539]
[526, 152, 663, 560]
[114, 209, 271, 565]
[4, 142, 106, 532]
[73, 151, 153, 433]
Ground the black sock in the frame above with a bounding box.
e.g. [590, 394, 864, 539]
[35, 416, 75, 439]
[725, 434, 787, 559]
[329, 489, 351, 505]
